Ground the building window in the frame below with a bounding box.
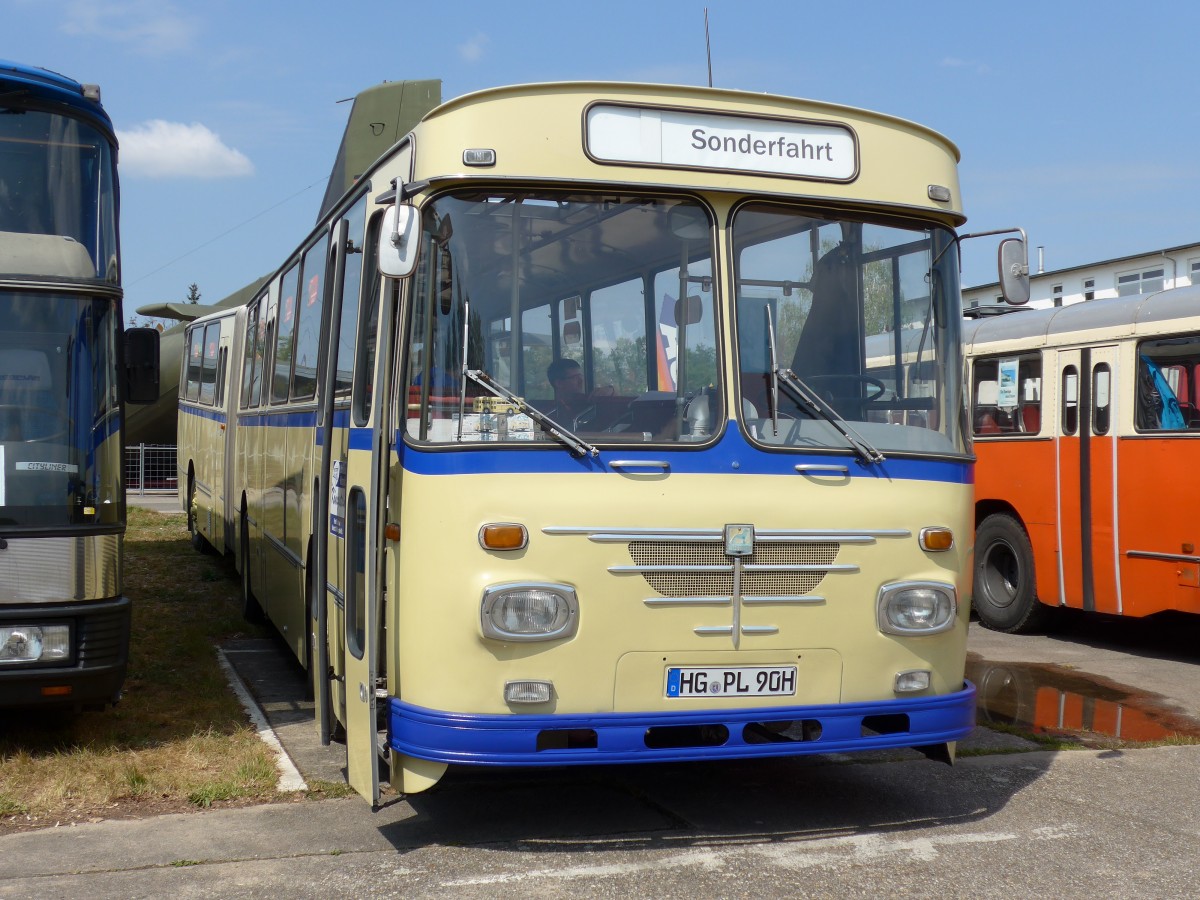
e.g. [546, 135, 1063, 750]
[1083, 278, 1095, 302]
[1190, 260, 1200, 286]
[1117, 267, 1165, 297]
[1052, 284, 1063, 307]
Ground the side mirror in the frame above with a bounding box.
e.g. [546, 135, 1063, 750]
[998, 237, 1030, 305]
[674, 295, 704, 325]
[378, 204, 420, 278]
[124, 327, 160, 405]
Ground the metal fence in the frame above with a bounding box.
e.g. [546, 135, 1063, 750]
[125, 444, 178, 495]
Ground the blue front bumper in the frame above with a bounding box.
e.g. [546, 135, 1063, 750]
[389, 681, 976, 767]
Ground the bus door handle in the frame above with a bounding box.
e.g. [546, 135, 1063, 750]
[794, 463, 849, 475]
[608, 460, 670, 472]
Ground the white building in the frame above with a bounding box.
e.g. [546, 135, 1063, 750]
[963, 240, 1200, 312]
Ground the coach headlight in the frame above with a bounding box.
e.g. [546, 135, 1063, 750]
[481, 583, 578, 642]
[876, 582, 956, 635]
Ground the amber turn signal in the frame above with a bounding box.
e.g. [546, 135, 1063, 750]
[919, 527, 954, 552]
[479, 523, 528, 551]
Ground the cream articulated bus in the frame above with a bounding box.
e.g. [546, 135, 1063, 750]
[181, 81, 1026, 804]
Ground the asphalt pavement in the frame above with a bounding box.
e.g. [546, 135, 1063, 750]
[18, 507, 1196, 897]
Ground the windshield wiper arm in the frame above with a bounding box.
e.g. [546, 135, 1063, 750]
[774, 366, 885, 465]
[464, 369, 600, 459]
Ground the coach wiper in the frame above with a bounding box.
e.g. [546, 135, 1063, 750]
[764, 305, 882, 464]
[773, 367, 885, 465]
[463, 368, 600, 459]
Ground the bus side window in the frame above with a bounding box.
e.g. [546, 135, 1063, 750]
[973, 378, 1001, 434]
[184, 327, 203, 401]
[1061, 366, 1078, 435]
[1092, 364, 1111, 435]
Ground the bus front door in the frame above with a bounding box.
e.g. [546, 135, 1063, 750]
[1056, 345, 1121, 613]
[316, 207, 385, 806]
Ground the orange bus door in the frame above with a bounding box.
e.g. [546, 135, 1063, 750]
[1058, 346, 1121, 613]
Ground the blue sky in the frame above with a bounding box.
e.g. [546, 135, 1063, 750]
[9, 0, 1199, 319]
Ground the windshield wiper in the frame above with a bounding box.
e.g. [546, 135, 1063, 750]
[463, 368, 600, 459]
[774, 366, 885, 465]
[764, 303, 883, 465]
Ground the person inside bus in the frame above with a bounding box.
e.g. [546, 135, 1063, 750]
[544, 357, 614, 428]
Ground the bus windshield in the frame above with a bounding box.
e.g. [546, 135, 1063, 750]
[0, 105, 117, 281]
[404, 191, 722, 446]
[0, 292, 122, 528]
[732, 204, 965, 457]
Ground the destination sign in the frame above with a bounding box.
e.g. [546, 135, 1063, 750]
[587, 104, 857, 181]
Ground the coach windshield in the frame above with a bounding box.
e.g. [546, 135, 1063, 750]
[0, 106, 117, 281]
[404, 191, 722, 448]
[732, 204, 966, 457]
[0, 292, 122, 528]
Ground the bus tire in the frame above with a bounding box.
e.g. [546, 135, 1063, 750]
[973, 513, 1048, 633]
[187, 475, 214, 554]
[240, 517, 264, 623]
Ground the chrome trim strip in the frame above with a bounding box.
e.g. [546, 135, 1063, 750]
[544, 526, 909, 540]
[643, 596, 732, 606]
[1127, 550, 1200, 564]
[743, 563, 858, 573]
[740, 625, 779, 635]
[607, 460, 671, 470]
[694, 626, 734, 636]
[609, 564, 734, 573]
[741, 595, 826, 604]
[613, 563, 855, 574]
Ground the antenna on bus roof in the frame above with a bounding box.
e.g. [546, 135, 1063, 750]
[704, 8, 714, 87]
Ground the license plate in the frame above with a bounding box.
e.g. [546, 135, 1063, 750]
[665, 665, 797, 698]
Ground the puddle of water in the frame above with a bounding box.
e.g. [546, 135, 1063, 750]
[966, 655, 1200, 744]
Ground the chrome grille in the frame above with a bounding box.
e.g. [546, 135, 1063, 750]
[629, 540, 839, 597]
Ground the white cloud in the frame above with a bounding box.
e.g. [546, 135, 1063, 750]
[458, 32, 490, 62]
[940, 57, 990, 74]
[60, 0, 200, 56]
[117, 121, 254, 179]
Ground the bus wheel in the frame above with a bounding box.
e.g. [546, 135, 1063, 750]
[240, 518, 264, 623]
[187, 476, 214, 554]
[973, 513, 1047, 633]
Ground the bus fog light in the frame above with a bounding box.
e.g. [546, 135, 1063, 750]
[505, 680, 553, 704]
[895, 669, 932, 693]
[481, 583, 578, 641]
[877, 582, 956, 635]
[0, 625, 70, 664]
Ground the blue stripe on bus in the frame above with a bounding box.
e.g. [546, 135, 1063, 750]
[236, 409, 318, 428]
[387, 681, 975, 767]
[228, 406, 372, 449]
[178, 404, 227, 426]
[395, 428, 973, 483]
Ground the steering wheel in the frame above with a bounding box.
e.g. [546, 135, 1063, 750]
[802, 374, 888, 402]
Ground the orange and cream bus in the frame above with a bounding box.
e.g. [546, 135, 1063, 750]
[966, 287, 1200, 633]
[184, 80, 1027, 804]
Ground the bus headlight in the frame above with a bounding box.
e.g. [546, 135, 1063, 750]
[481, 583, 578, 642]
[876, 582, 956, 635]
[0, 624, 70, 664]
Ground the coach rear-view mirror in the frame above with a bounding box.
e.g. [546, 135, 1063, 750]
[124, 327, 160, 404]
[675, 294, 704, 325]
[998, 237, 1030, 305]
[378, 204, 419, 278]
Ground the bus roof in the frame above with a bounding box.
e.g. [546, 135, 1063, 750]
[401, 81, 966, 225]
[0, 59, 113, 132]
[964, 285, 1200, 351]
